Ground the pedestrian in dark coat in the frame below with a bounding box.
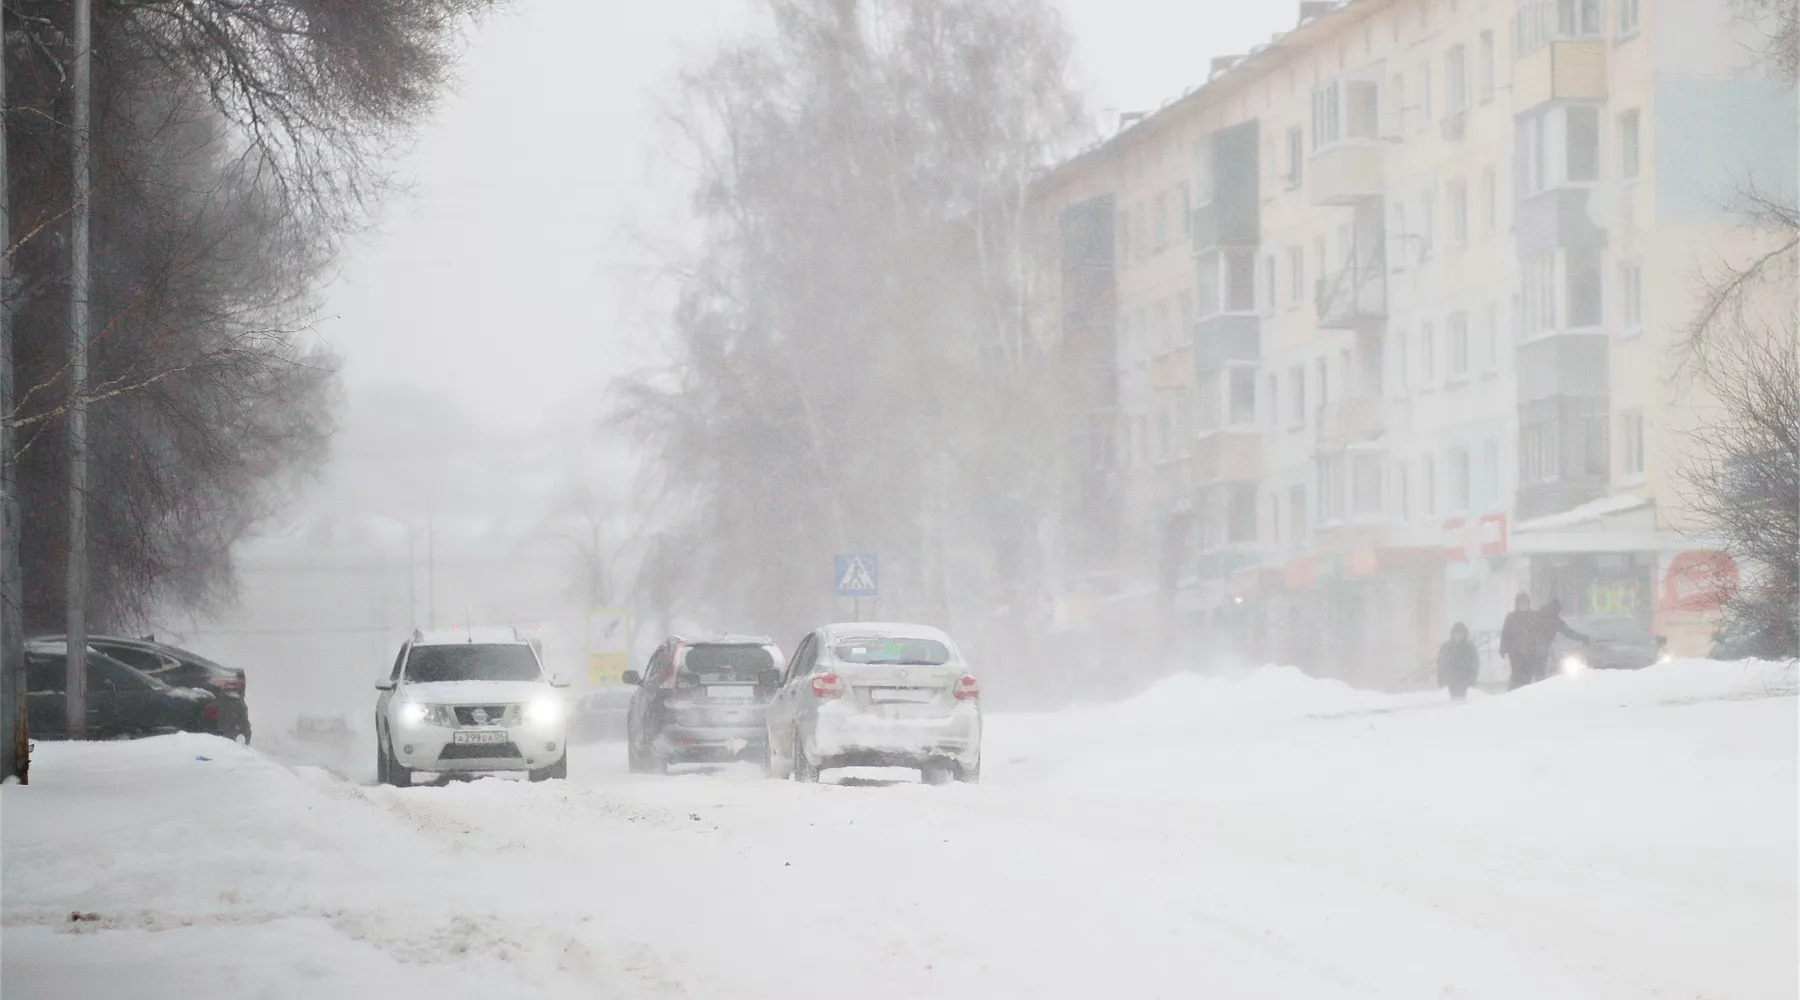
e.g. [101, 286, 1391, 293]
[1526, 597, 1589, 681]
[1498, 592, 1540, 690]
[1436, 622, 1480, 700]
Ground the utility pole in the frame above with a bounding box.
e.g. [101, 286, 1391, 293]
[1, 0, 30, 783]
[65, 0, 92, 739]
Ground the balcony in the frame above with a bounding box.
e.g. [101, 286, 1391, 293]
[1316, 397, 1387, 449]
[1193, 430, 1261, 485]
[1513, 41, 1607, 116]
[1308, 142, 1386, 206]
[1149, 348, 1193, 391]
[1315, 254, 1387, 329]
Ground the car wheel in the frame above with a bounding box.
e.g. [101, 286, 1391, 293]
[529, 754, 567, 782]
[921, 764, 955, 786]
[791, 728, 819, 783]
[383, 737, 413, 787]
[955, 759, 981, 784]
[375, 732, 389, 785]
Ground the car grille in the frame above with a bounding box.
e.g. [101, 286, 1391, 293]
[437, 741, 521, 760]
[453, 705, 519, 727]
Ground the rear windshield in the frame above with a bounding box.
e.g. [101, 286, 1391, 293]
[682, 645, 774, 679]
[834, 638, 951, 666]
[405, 644, 541, 683]
[1573, 617, 1651, 642]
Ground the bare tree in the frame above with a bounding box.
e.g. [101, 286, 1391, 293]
[615, 0, 1086, 643]
[1675, 5, 1800, 658]
[4, 0, 503, 630]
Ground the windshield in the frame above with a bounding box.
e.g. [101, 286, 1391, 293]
[681, 644, 774, 680]
[404, 643, 542, 683]
[1573, 617, 1652, 643]
[833, 638, 951, 666]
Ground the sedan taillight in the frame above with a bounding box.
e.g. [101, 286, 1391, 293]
[810, 673, 845, 699]
[201, 702, 220, 721]
[953, 675, 980, 701]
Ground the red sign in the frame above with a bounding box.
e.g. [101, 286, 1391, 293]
[1478, 513, 1508, 557]
[1661, 551, 1737, 615]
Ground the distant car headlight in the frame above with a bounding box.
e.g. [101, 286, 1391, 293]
[1559, 654, 1586, 676]
[1657, 651, 1674, 663]
[525, 696, 563, 725]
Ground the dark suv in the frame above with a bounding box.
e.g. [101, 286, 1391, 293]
[623, 635, 783, 773]
[23, 640, 220, 740]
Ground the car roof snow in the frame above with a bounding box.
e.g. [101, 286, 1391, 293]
[821, 622, 955, 644]
[412, 626, 525, 646]
[674, 633, 776, 646]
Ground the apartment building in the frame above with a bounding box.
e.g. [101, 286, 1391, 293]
[1031, 0, 1796, 682]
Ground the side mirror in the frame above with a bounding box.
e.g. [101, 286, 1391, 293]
[758, 669, 782, 689]
[549, 675, 571, 689]
[375, 680, 395, 691]
[620, 670, 642, 687]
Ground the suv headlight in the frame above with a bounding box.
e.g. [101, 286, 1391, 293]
[1559, 654, 1586, 676]
[397, 702, 455, 727]
[525, 696, 563, 725]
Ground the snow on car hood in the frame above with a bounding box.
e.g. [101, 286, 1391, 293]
[395, 680, 552, 705]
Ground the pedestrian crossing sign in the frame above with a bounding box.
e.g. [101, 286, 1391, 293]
[835, 553, 879, 597]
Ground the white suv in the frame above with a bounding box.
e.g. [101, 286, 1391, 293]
[374, 627, 570, 785]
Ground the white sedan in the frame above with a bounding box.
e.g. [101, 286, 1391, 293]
[764, 622, 981, 784]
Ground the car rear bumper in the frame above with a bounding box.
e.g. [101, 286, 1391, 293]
[810, 704, 981, 768]
[654, 724, 766, 761]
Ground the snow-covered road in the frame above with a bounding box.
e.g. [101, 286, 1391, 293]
[4, 661, 1795, 999]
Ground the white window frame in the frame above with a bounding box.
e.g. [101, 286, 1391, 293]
[1449, 179, 1469, 247]
[1620, 408, 1646, 481]
[1619, 109, 1641, 180]
[1619, 0, 1640, 38]
[1447, 310, 1472, 382]
[1226, 364, 1259, 428]
[1479, 30, 1496, 104]
[1619, 261, 1644, 337]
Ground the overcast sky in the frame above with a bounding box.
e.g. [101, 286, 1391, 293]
[315, 0, 1297, 447]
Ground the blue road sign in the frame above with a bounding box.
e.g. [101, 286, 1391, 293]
[834, 553, 880, 598]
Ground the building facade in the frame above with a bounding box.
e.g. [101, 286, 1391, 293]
[1031, 0, 1796, 684]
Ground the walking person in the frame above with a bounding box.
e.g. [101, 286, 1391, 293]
[1498, 593, 1541, 691]
[1436, 622, 1480, 701]
[1531, 597, 1589, 681]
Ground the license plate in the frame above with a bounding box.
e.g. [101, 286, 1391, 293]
[452, 730, 508, 745]
[707, 685, 754, 699]
[869, 687, 934, 703]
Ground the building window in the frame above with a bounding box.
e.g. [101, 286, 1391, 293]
[1520, 421, 1561, 484]
[1450, 446, 1472, 511]
[1179, 181, 1192, 236]
[1319, 454, 1346, 522]
[1479, 30, 1496, 103]
[1312, 82, 1341, 148]
[1482, 166, 1498, 234]
[1423, 455, 1437, 515]
[1446, 45, 1469, 116]
[1154, 300, 1171, 353]
[1522, 254, 1556, 337]
[1620, 262, 1643, 333]
[1395, 328, 1411, 395]
[1480, 439, 1500, 506]
[1228, 367, 1258, 426]
[1178, 290, 1194, 345]
[1117, 211, 1131, 266]
[1154, 192, 1169, 251]
[1351, 452, 1383, 517]
[1447, 310, 1471, 380]
[1419, 182, 1437, 260]
[1420, 319, 1437, 384]
[1289, 484, 1308, 539]
[1568, 247, 1603, 328]
[1227, 484, 1258, 544]
[1619, 109, 1641, 180]
[1262, 254, 1278, 316]
[1449, 179, 1469, 246]
[1567, 106, 1600, 182]
[1266, 373, 1280, 428]
[1346, 80, 1380, 139]
[1175, 394, 1194, 453]
[1194, 138, 1216, 207]
[1288, 246, 1305, 307]
[1286, 125, 1304, 188]
[1621, 409, 1645, 477]
[1225, 248, 1256, 313]
[1392, 72, 1407, 132]
[1289, 363, 1306, 426]
[1317, 357, 1331, 407]
[1268, 491, 1282, 545]
[1197, 251, 1221, 317]
[1418, 62, 1433, 132]
[1197, 370, 1221, 433]
[1391, 202, 1409, 270]
[1619, 0, 1640, 36]
[1397, 461, 1411, 521]
[1482, 300, 1501, 371]
[1135, 202, 1150, 259]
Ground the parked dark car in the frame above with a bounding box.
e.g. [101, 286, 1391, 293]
[1552, 616, 1668, 673]
[624, 634, 783, 773]
[39, 634, 250, 742]
[22, 640, 220, 740]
